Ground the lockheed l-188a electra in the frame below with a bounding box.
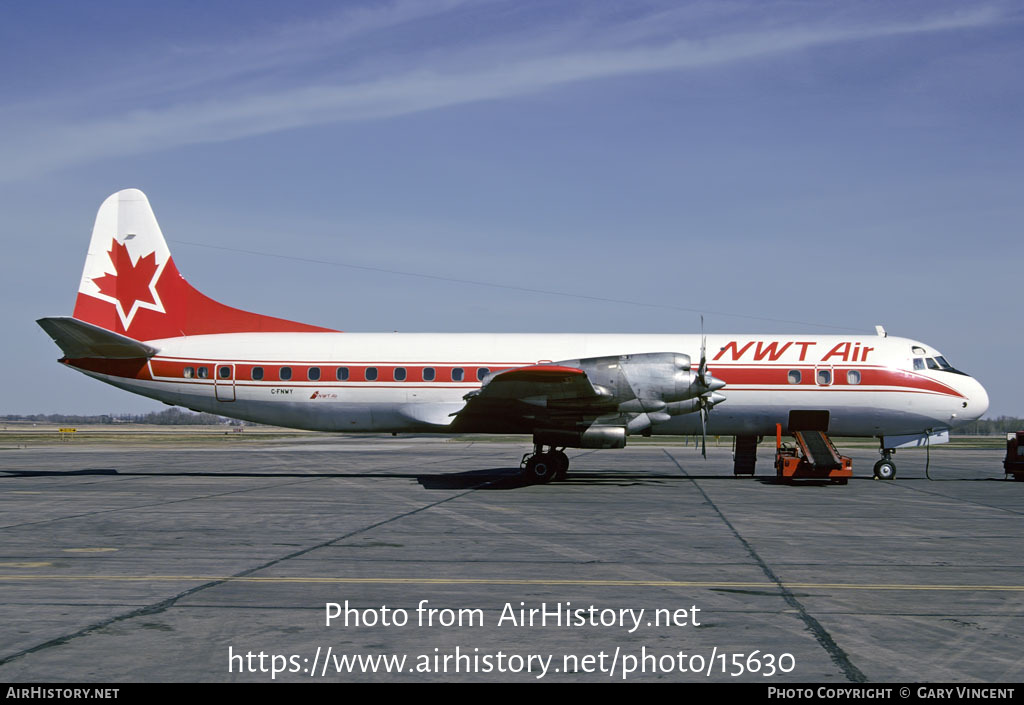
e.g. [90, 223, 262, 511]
[37, 190, 989, 482]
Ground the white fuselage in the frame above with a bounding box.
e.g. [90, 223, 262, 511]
[67, 332, 989, 440]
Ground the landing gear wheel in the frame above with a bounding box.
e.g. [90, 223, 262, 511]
[524, 455, 555, 484]
[873, 459, 896, 480]
[551, 450, 569, 480]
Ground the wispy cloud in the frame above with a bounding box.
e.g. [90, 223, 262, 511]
[0, 1, 1007, 181]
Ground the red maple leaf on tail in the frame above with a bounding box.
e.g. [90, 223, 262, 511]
[92, 239, 161, 325]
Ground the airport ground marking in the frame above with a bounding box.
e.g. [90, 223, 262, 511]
[662, 448, 867, 684]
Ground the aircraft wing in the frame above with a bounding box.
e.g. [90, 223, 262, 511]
[451, 364, 616, 433]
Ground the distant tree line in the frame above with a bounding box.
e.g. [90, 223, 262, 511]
[2, 408, 241, 425]
[951, 416, 1024, 436]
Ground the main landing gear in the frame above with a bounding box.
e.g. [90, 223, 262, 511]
[873, 446, 897, 480]
[521, 443, 569, 484]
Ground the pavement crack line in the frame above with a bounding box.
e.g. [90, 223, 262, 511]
[0, 479, 493, 668]
[878, 480, 1024, 516]
[662, 449, 867, 683]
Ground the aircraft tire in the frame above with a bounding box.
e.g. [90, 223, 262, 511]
[524, 455, 555, 484]
[873, 459, 896, 480]
[552, 450, 569, 480]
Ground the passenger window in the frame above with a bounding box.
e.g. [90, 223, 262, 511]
[452, 368, 464, 382]
[184, 367, 194, 378]
[252, 367, 264, 381]
[197, 366, 209, 379]
[816, 369, 832, 386]
[847, 370, 861, 385]
[477, 367, 489, 381]
[394, 367, 406, 381]
[280, 367, 292, 381]
[423, 367, 435, 382]
[336, 367, 349, 381]
[926, 358, 939, 370]
[913, 358, 925, 371]
[218, 366, 231, 379]
[308, 367, 321, 381]
[365, 367, 378, 381]
[787, 370, 801, 384]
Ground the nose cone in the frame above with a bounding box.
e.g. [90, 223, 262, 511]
[961, 376, 989, 420]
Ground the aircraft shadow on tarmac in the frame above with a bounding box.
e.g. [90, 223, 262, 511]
[415, 469, 706, 490]
[0, 466, 730, 489]
[1, 468, 1010, 488]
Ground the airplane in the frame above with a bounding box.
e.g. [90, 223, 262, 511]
[37, 189, 989, 483]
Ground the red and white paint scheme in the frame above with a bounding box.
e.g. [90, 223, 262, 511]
[38, 189, 989, 482]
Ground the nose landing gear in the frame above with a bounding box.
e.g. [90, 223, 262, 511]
[874, 447, 897, 480]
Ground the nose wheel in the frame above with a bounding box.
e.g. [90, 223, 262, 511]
[874, 448, 897, 480]
[521, 445, 569, 484]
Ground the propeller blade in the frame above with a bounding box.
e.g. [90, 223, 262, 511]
[700, 404, 707, 459]
[697, 315, 709, 458]
[698, 315, 710, 386]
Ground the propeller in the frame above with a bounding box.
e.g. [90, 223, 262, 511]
[699, 401, 708, 458]
[695, 315, 720, 459]
[698, 316, 710, 387]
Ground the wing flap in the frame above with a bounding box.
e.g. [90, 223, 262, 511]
[37, 316, 159, 359]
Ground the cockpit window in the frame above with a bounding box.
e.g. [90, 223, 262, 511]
[930, 355, 968, 376]
[915, 353, 966, 376]
[912, 346, 927, 355]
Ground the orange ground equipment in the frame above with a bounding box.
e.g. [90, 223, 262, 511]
[774, 423, 853, 484]
[1004, 432, 1024, 481]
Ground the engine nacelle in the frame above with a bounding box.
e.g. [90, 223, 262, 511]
[554, 352, 722, 406]
[534, 426, 627, 449]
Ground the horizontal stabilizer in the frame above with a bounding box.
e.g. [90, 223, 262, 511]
[37, 316, 158, 359]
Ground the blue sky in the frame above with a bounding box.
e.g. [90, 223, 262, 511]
[2, 0, 1022, 416]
